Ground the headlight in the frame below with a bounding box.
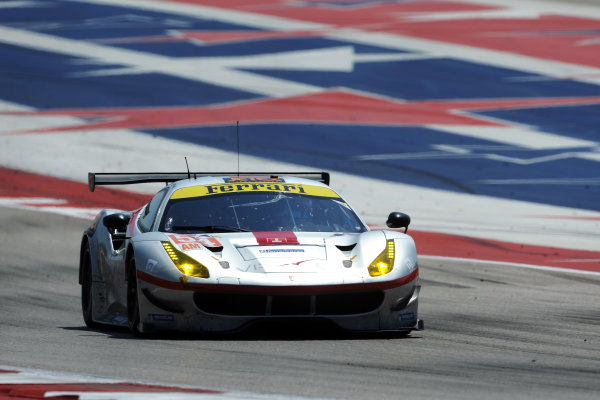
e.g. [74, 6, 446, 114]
[162, 241, 210, 278]
[368, 239, 395, 277]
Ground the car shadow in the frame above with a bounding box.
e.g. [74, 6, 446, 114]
[63, 320, 421, 341]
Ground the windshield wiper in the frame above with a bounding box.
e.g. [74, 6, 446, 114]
[170, 225, 250, 233]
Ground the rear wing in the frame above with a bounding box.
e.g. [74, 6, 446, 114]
[88, 171, 330, 192]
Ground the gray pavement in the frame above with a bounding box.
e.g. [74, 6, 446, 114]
[1, 207, 599, 399]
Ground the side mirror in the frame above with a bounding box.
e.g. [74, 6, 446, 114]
[386, 212, 410, 232]
[103, 213, 131, 233]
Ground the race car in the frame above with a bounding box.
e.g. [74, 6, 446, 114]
[79, 171, 423, 335]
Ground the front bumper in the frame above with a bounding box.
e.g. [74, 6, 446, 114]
[136, 270, 421, 333]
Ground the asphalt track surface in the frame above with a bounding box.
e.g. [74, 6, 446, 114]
[2, 207, 599, 400]
[2, 0, 600, 399]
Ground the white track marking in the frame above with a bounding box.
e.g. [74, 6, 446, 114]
[0, 200, 100, 219]
[66, 0, 328, 31]
[72, 46, 355, 77]
[475, 178, 600, 185]
[44, 392, 325, 400]
[420, 256, 600, 277]
[326, 29, 600, 86]
[0, 27, 324, 98]
[425, 125, 597, 150]
[0, 197, 66, 205]
[402, 9, 544, 22]
[454, 0, 600, 19]
[0, 366, 116, 384]
[0, 1, 44, 7]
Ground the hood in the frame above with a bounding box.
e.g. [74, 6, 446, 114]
[163, 231, 362, 274]
[153, 229, 415, 286]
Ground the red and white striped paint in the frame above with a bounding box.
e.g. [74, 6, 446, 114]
[1, 167, 598, 274]
[409, 230, 600, 274]
[0, 168, 151, 219]
[0, 366, 325, 400]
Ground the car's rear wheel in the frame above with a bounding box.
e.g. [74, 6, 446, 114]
[81, 245, 99, 328]
[127, 256, 142, 336]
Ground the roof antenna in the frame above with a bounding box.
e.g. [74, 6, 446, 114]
[184, 156, 191, 179]
[236, 121, 240, 176]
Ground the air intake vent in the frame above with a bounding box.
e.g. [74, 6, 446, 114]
[205, 246, 223, 253]
[193, 290, 383, 316]
[335, 243, 356, 252]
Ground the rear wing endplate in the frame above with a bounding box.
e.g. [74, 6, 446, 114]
[88, 172, 330, 192]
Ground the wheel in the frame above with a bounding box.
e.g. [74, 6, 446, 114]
[81, 245, 99, 328]
[127, 256, 142, 336]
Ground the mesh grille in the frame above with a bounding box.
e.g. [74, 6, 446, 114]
[193, 290, 384, 316]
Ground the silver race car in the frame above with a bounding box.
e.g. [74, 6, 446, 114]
[79, 172, 422, 335]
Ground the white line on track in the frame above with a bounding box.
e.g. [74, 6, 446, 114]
[455, 0, 600, 19]
[425, 125, 598, 150]
[420, 255, 600, 277]
[0, 0, 46, 7]
[475, 178, 600, 185]
[401, 9, 545, 22]
[66, 0, 329, 31]
[0, 26, 324, 98]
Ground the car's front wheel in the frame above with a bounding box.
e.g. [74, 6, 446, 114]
[127, 256, 142, 336]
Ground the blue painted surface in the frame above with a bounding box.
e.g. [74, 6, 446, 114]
[243, 60, 600, 100]
[1, 0, 599, 211]
[152, 124, 600, 210]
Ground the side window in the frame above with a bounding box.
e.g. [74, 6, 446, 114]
[138, 188, 168, 232]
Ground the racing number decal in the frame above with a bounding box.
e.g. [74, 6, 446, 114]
[167, 234, 222, 251]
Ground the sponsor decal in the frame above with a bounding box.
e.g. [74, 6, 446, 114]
[199, 237, 222, 248]
[259, 248, 305, 253]
[150, 314, 174, 322]
[400, 312, 416, 321]
[180, 243, 202, 251]
[253, 231, 299, 245]
[145, 258, 158, 272]
[405, 258, 417, 272]
[223, 176, 284, 183]
[171, 183, 339, 199]
[280, 259, 317, 267]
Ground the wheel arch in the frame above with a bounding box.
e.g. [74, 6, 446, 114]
[78, 234, 90, 285]
[125, 243, 136, 280]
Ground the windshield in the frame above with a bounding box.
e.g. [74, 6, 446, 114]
[159, 191, 367, 233]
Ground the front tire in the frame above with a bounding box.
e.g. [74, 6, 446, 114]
[127, 256, 142, 336]
[81, 245, 99, 328]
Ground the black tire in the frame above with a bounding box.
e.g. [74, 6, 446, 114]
[127, 256, 142, 336]
[81, 245, 99, 328]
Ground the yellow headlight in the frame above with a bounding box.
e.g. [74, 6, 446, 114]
[368, 239, 395, 277]
[162, 242, 210, 278]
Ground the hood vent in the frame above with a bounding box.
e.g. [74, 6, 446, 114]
[335, 243, 356, 252]
[205, 245, 224, 253]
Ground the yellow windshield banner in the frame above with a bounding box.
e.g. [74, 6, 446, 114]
[171, 183, 340, 199]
